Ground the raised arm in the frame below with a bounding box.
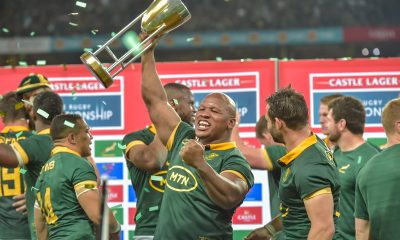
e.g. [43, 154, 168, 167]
[141, 38, 180, 145]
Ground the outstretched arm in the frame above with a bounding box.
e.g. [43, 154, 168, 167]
[141, 37, 180, 145]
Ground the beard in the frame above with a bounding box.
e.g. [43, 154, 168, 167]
[328, 131, 340, 143]
[269, 124, 285, 144]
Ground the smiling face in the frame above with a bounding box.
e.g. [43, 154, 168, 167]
[195, 93, 236, 144]
[319, 103, 330, 135]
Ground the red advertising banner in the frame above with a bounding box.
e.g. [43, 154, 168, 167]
[279, 58, 400, 133]
[232, 206, 263, 224]
[344, 27, 400, 42]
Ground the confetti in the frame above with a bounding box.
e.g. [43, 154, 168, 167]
[2, 28, 9, 33]
[149, 206, 159, 212]
[72, 96, 78, 101]
[111, 32, 116, 37]
[75, 1, 87, 8]
[172, 99, 179, 105]
[102, 101, 106, 105]
[357, 156, 362, 164]
[144, 188, 150, 193]
[31, 186, 39, 192]
[19, 168, 27, 174]
[216, 57, 223, 62]
[16, 131, 23, 138]
[64, 120, 75, 128]
[91, 29, 98, 35]
[97, 45, 102, 48]
[71, 90, 76, 95]
[68, 12, 79, 16]
[37, 108, 49, 119]
[111, 204, 122, 210]
[69, 22, 79, 27]
[75, 85, 81, 89]
[186, 37, 194, 42]
[36, 60, 46, 66]
[135, 212, 142, 221]
[18, 61, 28, 66]
[150, 175, 163, 182]
[122, 31, 141, 55]
[117, 143, 126, 150]
[83, 48, 93, 52]
[15, 102, 24, 110]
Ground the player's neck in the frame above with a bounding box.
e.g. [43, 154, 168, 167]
[4, 119, 29, 128]
[283, 126, 312, 152]
[337, 132, 365, 152]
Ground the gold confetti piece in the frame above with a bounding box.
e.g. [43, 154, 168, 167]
[22, 99, 33, 106]
[2, 28, 9, 33]
[216, 57, 223, 62]
[15, 102, 24, 110]
[18, 61, 28, 66]
[186, 37, 194, 42]
[36, 60, 46, 65]
[149, 206, 159, 212]
[75, 1, 87, 8]
[19, 168, 27, 174]
[69, 22, 79, 27]
[37, 108, 49, 119]
[68, 12, 79, 15]
[150, 175, 163, 182]
[30, 31, 35, 36]
[64, 120, 75, 128]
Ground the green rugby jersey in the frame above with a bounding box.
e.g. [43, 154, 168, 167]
[122, 124, 169, 236]
[262, 145, 287, 240]
[154, 122, 254, 240]
[355, 144, 400, 240]
[278, 134, 340, 240]
[35, 146, 98, 240]
[0, 126, 32, 240]
[11, 128, 53, 239]
[334, 142, 379, 239]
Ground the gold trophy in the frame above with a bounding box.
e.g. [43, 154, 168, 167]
[80, 0, 191, 88]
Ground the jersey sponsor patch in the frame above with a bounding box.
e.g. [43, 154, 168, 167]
[166, 166, 198, 192]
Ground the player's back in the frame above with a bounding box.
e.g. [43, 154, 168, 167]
[35, 151, 96, 240]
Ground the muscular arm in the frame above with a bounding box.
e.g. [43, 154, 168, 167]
[0, 144, 19, 167]
[126, 137, 168, 173]
[304, 193, 335, 240]
[86, 156, 101, 186]
[356, 218, 371, 240]
[141, 44, 180, 145]
[197, 161, 249, 209]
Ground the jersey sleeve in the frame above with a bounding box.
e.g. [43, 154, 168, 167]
[295, 161, 336, 200]
[12, 135, 51, 166]
[122, 129, 154, 156]
[354, 170, 369, 220]
[70, 157, 98, 194]
[265, 145, 287, 170]
[221, 151, 254, 191]
[166, 122, 195, 151]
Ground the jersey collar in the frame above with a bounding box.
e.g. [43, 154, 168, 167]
[148, 124, 157, 135]
[37, 128, 51, 135]
[1, 125, 30, 133]
[205, 142, 237, 151]
[279, 133, 318, 166]
[51, 146, 81, 157]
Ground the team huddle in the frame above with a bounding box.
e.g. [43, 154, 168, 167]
[0, 39, 400, 240]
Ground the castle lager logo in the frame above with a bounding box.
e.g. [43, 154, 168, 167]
[232, 207, 262, 224]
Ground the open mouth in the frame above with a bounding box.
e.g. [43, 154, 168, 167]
[197, 120, 211, 130]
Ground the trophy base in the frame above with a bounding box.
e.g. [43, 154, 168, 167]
[80, 52, 114, 89]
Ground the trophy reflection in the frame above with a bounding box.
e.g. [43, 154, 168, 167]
[80, 0, 191, 88]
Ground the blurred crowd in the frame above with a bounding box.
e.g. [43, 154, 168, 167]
[1, 0, 400, 37]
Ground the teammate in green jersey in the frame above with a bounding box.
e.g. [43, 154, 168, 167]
[34, 114, 120, 240]
[246, 87, 340, 240]
[355, 98, 400, 240]
[232, 114, 287, 240]
[0, 91, 63, 239]
[319, 94, 343, 150]
[140, 35, 254, 240]
[326, 95, 379, 239]
[122, 82, 195, 239]
[0, 91, 32, 240]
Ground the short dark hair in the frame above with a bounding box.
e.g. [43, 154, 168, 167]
[50, 114, 83, 141]
[164, 82, 191, 93]
[320, 94, 343, 105]
[381, 98, 400, 134]
[33, 91, 63, 125]
[266, 86, 308, 130]
[0, 91, 27, 123]
[255, 115, 268, 138]
[328, 96, 365, 135]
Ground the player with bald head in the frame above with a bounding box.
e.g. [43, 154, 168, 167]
[140, 35, 254, 240]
